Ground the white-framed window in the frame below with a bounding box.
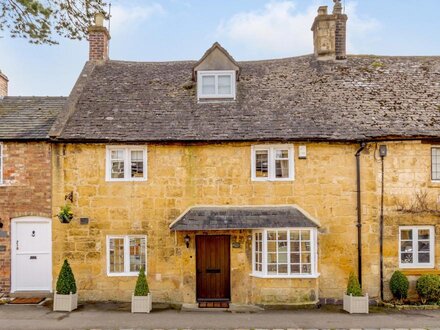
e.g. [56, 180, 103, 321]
[197, 70, 236, 100]
[0, 143, 3, 185]
[399, 226, 435, 269]
[251, 145, 294, 181]
[252, 228, 318, 278]
[105, 146, 147, 182]
[106, 235, 147, 276]
[432, 147, 440, 181]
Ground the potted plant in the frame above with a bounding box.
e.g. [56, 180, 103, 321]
[57, 204, 73, 223]
[53, 260, 78, 312]
[343, 272, 369, 314]
[131, 267, 152, 313]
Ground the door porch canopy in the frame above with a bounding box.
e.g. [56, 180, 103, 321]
[169, 205, 320, 231]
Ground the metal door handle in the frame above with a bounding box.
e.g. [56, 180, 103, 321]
[16, 240, 19, 251]
[30, 256, 37, 260]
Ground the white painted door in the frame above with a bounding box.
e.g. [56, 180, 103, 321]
[12, 218, 52, 292]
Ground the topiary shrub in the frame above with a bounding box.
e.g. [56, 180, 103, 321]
[56, 259, 77, 295]
[390, 270, 409, 302]
[134, 267, 149, 296]
[346, 272, 362, 296]
[416, 274, 440, 304]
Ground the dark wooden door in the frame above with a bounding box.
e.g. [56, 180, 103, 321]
[196, 235, 230, 301]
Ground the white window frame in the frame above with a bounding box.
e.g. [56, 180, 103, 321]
[106, 235, 147, 276]
[197, 70, 236, 100]
[399, 226, 435, 269]
[251, 228, 319, 279]
[431, 147, 440, 182]
[251, 145, 295, 181]
[0, 143, 3, 185]
[105, 146, 147, 182]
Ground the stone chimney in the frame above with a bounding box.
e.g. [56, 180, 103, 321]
[88, 13, 110, 61]
[311, 0, 347, 60]
[0, 71, 8, 98]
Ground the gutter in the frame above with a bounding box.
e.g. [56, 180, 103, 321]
[355, 142, 366, 286]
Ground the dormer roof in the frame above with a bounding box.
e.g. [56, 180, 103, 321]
[193, 42, 240, 81]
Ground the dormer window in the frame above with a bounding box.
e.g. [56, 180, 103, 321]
[197, 71, 236, 100]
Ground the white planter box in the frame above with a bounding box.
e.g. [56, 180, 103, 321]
[343, 293, 369, 314]
[53, 293, 78, 312]
[131, 293, 152, 313]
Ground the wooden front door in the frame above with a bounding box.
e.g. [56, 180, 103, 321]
[196, 235, 230, 302]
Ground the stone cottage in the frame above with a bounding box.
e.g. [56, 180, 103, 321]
[2, 1, 440, 307]
[0, 72, 65, 294]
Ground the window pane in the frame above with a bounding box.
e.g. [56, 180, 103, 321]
[268, 253, 277, 263]
[255, 150, 269, 178]
[432, 148, 440, 180]
[268, 264, 277, 274]
[291, 253, 300, 263]
[400, 241, 413, 252]
[400, 229, 412, 240]
[218, 75, 231, 95]
[290, 230, 300, 241]
[290, 242, 300, 253]
[131, 150, 144, 178]
[301, 230, 310, 240]
[109, 238, 124, 273]
[301, 253, 311, 263]
[129, 237, 146, 272]
[275, 150, 289, 159]
[110, 149, 125, 179]
[418, 229, 430, 240]
[278, 231, 287, 240]
[278, 264, 288, 274]
[267, 231, 276, 241]
[278, 253, 288, 263]
[275, 159, 289, 178]
[418, 241, 430, 252]
[401, 253, 413, 264]
[201, 75, 215, 95]
[418, 253, 430, 263]
[302, 264, 312, 274]
[291, 264, 300, 274]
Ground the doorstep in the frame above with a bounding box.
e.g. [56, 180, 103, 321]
[9, 291, 52, 299]
[181, 303, 264, 313]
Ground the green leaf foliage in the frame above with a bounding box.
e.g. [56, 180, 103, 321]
[56, 259, 77, 295]
[416, 274, 440, 304]
[134, 267, 149, 296]
[346, 272, 362, 296]
[390, 270, 409, 301]
[0, 0, 107, 44]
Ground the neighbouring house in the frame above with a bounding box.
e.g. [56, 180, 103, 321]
[0, 73, 65, 294]
[2, 1, 440, 307]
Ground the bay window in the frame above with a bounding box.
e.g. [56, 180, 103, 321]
[252, 228, 318, 278]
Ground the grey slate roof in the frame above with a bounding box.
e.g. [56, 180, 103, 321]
[55, 55, 440, 142]
[0, 97, 66, 140]
[170, 206, 319, 231]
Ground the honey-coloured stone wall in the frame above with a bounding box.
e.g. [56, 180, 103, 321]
[51, 141, 439, 304]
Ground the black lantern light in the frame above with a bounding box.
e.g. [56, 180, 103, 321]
[184, 234, 190, 248]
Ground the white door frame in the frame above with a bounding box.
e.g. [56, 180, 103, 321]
[11, 216, 52, 292]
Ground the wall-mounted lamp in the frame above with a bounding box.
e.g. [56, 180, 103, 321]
[65, 191, 74, 203]
[184, 234, 190, 248]
[0, 219, 3, 229]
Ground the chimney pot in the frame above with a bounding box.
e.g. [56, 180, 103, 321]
[94, 12, 105, 27]
[317, 6, 328, 16]
[333, 0, 343, 14]
[0, 71, 8, 98]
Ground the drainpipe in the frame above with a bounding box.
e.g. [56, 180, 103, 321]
[379, 145, 387, 301]
[355, 142, 366, 286]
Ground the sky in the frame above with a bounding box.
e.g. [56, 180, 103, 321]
[0, 0, 439, 96]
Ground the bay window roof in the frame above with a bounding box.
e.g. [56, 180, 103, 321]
[169, 205, 320, 231]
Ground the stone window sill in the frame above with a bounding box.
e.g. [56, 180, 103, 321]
[250, 272, 320, 279]
[401, 269, 440, 276]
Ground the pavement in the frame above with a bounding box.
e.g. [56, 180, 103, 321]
[0, 301, 440, 330]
